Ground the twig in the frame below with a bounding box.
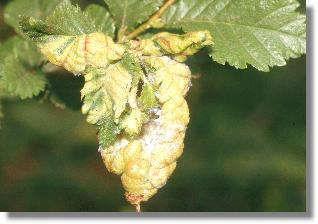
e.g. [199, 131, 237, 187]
[125, 0, 176, 41]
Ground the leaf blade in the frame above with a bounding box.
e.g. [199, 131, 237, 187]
[85, 4, 116, 38]
[0, 37, 47, 99]
[1, 56, 46, 99]
[104, 0, 164, 31]
[4, 0, 63, 33]
[81, 65, 132, 125]
[45, 0, 96, 36]
[162, 0, 306, 71]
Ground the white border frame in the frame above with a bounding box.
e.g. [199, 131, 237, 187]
[0, 0, 315, 223]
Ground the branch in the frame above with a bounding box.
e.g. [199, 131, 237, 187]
[125, 0, 176, 41]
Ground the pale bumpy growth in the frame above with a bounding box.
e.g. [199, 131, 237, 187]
[101, 56, 191, 205]
[37, 32, 126, 75]
[12, 0, 306, 212]
[23, 17, 213, 208]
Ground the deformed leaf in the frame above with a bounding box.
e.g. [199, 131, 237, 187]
[85, 4, 116, 38]
[143, 56, 191, 103]
[138, 82, 157, 111]
[100, 54, 192, 207]
[81, 64, 132, 125]
[21, 16, 125, 74]
[81, 63, 136, 147]
[104, 0, 164, 31]
[162, 0, 306, 71]
[140, 31, 213, 61]
[120, 108, 145, 136]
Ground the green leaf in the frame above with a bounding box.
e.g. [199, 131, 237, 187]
[0, 82, 9, 127]
[138, 83, 157, 110]
[0, 37, 47, 99]
[162, 0, 306, 71]
[0, 37, 20, 59]
[121, 53, 143, 86]
[19, 0, 98, 38]
[4, 0, 63, 33]
[104, 0, 164, 31]
[97, 117, 121, 148]
[44, 0, 96, 36]
[0, 36, 44, 68]
[0, 38, 19, 88]
[18, 1, 116, 38]
[1, 56, 46, 99]
[85, 4, 116, 38]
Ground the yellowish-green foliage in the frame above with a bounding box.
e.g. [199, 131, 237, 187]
[20, 1, 213, 207]
[0, 0, 306, 211]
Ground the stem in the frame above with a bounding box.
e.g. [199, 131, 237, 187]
[135, 204, 141, 213]
[125, 0, 176, 41]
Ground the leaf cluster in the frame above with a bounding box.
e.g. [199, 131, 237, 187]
[0, 0, 306, 122]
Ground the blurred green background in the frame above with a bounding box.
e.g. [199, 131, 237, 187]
[0, 0, 306, 212]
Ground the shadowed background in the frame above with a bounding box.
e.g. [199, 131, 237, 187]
[0, 0, 306, 212]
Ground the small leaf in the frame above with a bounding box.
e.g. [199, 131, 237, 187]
[0, 37, 46, 99]
[4, 0, 63, 33]
[81, 65, 132, 125]
[97, 116, 121, 148]
[162, 0, 306, 71]
[121, 53, 143, 86]
[1, 55, 46, 99]
[120, 108, 145, 136]
[81, 64, 135, 147]
[138, 83, 158, 110]
[104, 0, 164, 31]
[85, 4, 116, 38]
